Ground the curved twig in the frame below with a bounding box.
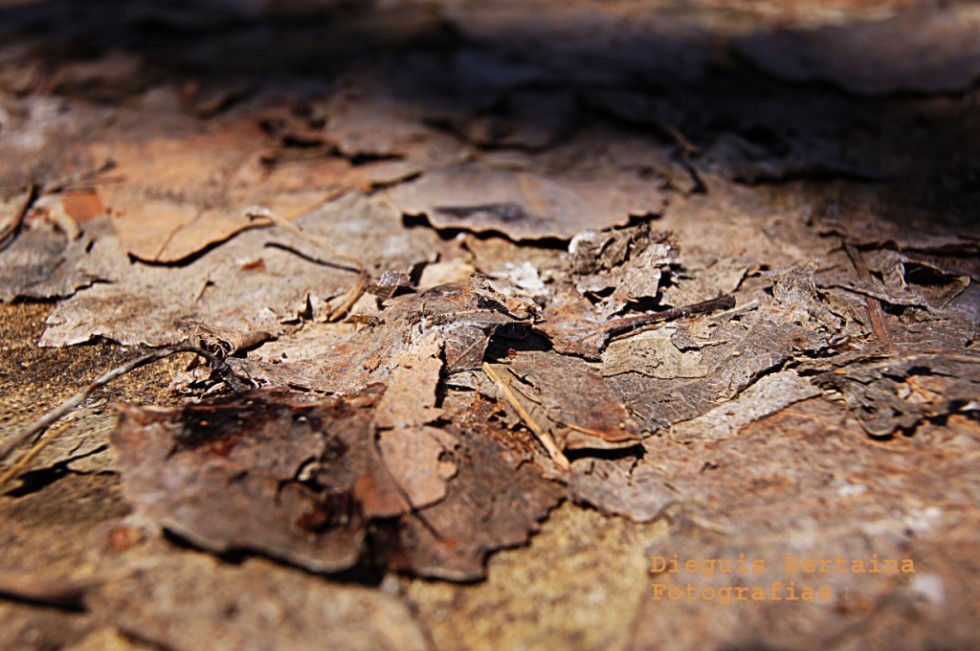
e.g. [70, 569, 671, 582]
[0, 345, 250, 487]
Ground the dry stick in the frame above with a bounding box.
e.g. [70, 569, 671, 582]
[587, 294, 737, 346]
[844, 243, 892, 351]
[482, 362, 570, 471]
[0, 346, 249, 487]
[327, 269, 370, 322]
[0, 183, 39, 253]
[659, 120, 700, 157]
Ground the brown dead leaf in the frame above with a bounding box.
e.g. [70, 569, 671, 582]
[814, 354, 980, 438]
[534, 283, 606, 359]
[669, 369, 822, 441]
[390, 426, 564, 580]
[111, 384, 559, 580]
[95, 117, 373, 263]
[378, 426, 457, 510]
[569, 225, 675, 318]
[375, 335, 445, 429]
[0, 215, 116, 302]
[824, 248, 973, 312]
[604, 265, 860, 433]
[387, 164, 665, 240]
[485, 350, 641, 453]
[39, 194, 436, 349]
[112, 391, 364, 572]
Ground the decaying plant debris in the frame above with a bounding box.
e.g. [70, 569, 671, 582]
[1, 1, 979, 649]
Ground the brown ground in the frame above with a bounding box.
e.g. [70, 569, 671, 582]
[1, 1, 978, 649]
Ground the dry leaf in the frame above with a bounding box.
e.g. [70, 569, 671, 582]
[0, 216, 112, 302]
[485, 350, 641, 453]
[96, 118, 372, 262]
[388, 164, 665, 240]
[111, 385, 560, 580]
[234, 277, 532, 394]
[374, 335, 445, 429]
[378, 426, 457, 510]
[39, 194, 435, 349]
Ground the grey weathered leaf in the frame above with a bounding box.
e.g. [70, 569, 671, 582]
[388, 164, 665, 240]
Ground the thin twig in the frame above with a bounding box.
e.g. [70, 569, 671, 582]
[0, 162, 116, 253]
[844, 243, 892, 350]
[0, 183, 39, 253]
[326, 270, 370, 322]
[246, 207, 365, 273]
[482, 362, 570, 470]
[0, 346, 250, 486]
[588, 294, 736, 345]
[246, 207, 370, 321]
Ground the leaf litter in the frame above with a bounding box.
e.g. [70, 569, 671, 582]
[1, 0, 979, 648]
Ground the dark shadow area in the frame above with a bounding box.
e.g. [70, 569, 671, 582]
[565, 443, 643, 464]
[1, 462, 70, 497]
[0, 0, 978, 234]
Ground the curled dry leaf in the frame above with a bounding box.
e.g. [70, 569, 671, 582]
[814, 354, 980, 438]
[824, 248, 973, 311]
[604, 265, 860, 433]
[568, 224, 675, 318]
[38, 194, 436, 349]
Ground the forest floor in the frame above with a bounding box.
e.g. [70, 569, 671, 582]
[1, 1, 978, 649]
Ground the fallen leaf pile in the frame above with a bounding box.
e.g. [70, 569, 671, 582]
[1, 1, 978, 649]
